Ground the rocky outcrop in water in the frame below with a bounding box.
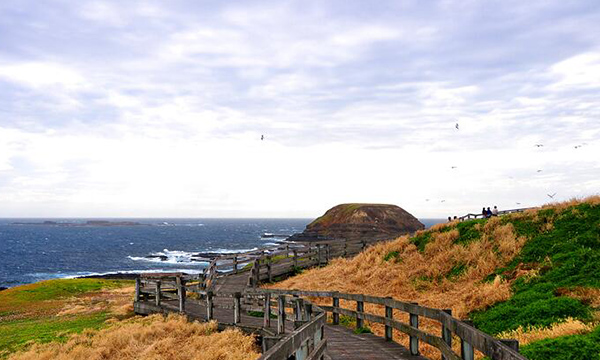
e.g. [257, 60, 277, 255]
[288, 203, 424, 242]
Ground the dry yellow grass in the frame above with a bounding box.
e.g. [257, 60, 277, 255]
[57, 286, 134, 317]
[8, 314, 260, 360]
[269, 196, 600, 358]
[497, 317, 599, 345]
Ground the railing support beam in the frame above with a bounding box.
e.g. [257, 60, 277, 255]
[409, 302, 419, 356]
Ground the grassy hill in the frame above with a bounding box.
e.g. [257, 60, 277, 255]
[271, 197, 600, 360]
[0, 279, 259, 360]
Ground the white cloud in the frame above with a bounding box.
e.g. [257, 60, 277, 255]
[0, 62, 85, 89]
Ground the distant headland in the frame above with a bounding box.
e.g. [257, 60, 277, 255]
[11, 220, 145, 227]
[288, 203, 424, 242]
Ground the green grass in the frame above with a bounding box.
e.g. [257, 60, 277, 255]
[0, 278, 130, 305]
[0, 279, 132, 358]
[521, 324, 600, 360]
[446, 262, 468, 280]
[472, 202, 600, 334]
[247, 311, 277, 319]
[383, 250, 400, 262]
[410, 232, 432, 252]
[0, 312, 108, 356]
[455, 219, 484, 245]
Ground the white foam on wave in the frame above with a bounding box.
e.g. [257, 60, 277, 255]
[128, 248, 208, 266]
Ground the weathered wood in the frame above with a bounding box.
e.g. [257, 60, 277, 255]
[261, 312, 326, 360]
[304, 303, 313, 321]
[155, 280, 161, 306]
[461, 320, 475, 360]
[409, 303, 419, 356]
[295, 298, 304, 321]
[266, 255, 272, 282]
[442, 309, 452, 360]
[135, 278, 141, 302]
[278, 295, 286, 334]
[234, 292, 242, 324]
[177, 278, 186, 313]
[332, 295, 340, 325]
[233, 256, 238, 274]
[264, 293, 271, 328]
[356, 300, 364, 329]
[293, 249, 298, 268]
[385, 299, 393, 341]
[206, 291, 214, 321]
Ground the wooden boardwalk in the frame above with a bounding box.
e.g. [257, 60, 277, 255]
[134, 240, 526, 360]
[217, 273, 424, 359]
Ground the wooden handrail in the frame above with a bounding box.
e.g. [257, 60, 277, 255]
[458, 207, 535, 221]
[246, 289, 526, 360]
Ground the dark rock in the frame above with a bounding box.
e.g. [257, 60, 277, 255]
[145, 255, 168, 261]
[79, 273, 139, 280]
[0, 286, 8, 291]
[288, 203, 424, 242]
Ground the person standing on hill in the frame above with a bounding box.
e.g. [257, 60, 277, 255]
[486, 207, 492, 218]
[482, 207, 487, 218]
[492, 206, 499, 216]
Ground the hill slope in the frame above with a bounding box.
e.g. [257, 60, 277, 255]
[288, 203, 424, 241]
[271, 197, 600, 360]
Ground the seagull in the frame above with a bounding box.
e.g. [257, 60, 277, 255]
[455, 123, 459, 130]
[425, 199, 430, 202]
[441, 200, 446, 203]
[516, 202, 521, 205]
[547, 193, 556, 199]
[534, 144, 544, 148]
[261, 135, 264, 141]
[537, 170, 543, 173]
[574, 145, 582, 149]
[451, 166, 458, 169]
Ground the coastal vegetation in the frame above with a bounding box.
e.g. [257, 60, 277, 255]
[0, 279, 259, 360]
[270, 196, 600, 359]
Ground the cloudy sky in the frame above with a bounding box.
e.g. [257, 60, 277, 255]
[0, 0, 599, 218]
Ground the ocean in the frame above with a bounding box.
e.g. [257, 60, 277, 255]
[0, 218, 444, 288]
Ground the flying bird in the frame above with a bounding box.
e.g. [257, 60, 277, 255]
[516, 202, 522, 205]
[425, 199, 430, 202]
[451, 166, 458, 169]
[537, 170, 543, 173]
[261, 135, 264, 141]
[455, 123, 459, 130]
[534, 144, 544, 148]
[574, 145, 582, 149]
[547, 193, 556, 199]
[441, 200, 446, 203]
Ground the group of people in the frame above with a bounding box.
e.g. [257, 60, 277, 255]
[482, 206, 499, 218]
[447, 205, 500, 222]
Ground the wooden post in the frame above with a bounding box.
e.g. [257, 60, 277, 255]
[332, 294, 340, 325]
[177, 278, 186, 313]
[304, 303, 313, 321]
[234, 292, 241, 324]
[325, 244, 330, 263]
[361, 239, 366, 251]
[233, 256, 238, 274]
[356, 299, 364, 329]
[385, 298, 393, 341]
[286, 244, 289, 257]
[206, 291, 214, 321]
[293, 249, 298, 268]
[317, 245, 322, 265]
[409, 302, 419, 356]
[441, 309, 452, 360]
[154, 280, 161, 306]
[254, 260, 260, 286]
[135, 278, 141, 302]
[263, 293, 271, 328]
[295, 298, 304, 321]
[267, 255, 272, 282]
[343, 239, 347, 257]
[277, 295, 286, 334]
[461, 320, 474, 360]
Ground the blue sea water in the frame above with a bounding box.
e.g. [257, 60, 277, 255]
[0, 218, 444, 288]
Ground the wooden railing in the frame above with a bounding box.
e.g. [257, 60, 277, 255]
[459, 207, 535, 221]
[260, 289, 525, 360]
[198, 238, 377, 290]
[134, 274, 327, 360]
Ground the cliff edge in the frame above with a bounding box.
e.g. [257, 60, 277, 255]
[288, 203, 424, 242]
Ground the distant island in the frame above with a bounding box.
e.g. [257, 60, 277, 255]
[288, 203, 424, 242]
[11, 220, 145, 227]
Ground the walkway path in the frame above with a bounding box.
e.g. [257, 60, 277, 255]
[212, 272, 425, 359]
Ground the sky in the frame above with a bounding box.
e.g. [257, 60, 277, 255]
[0, 0, 599, 218]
